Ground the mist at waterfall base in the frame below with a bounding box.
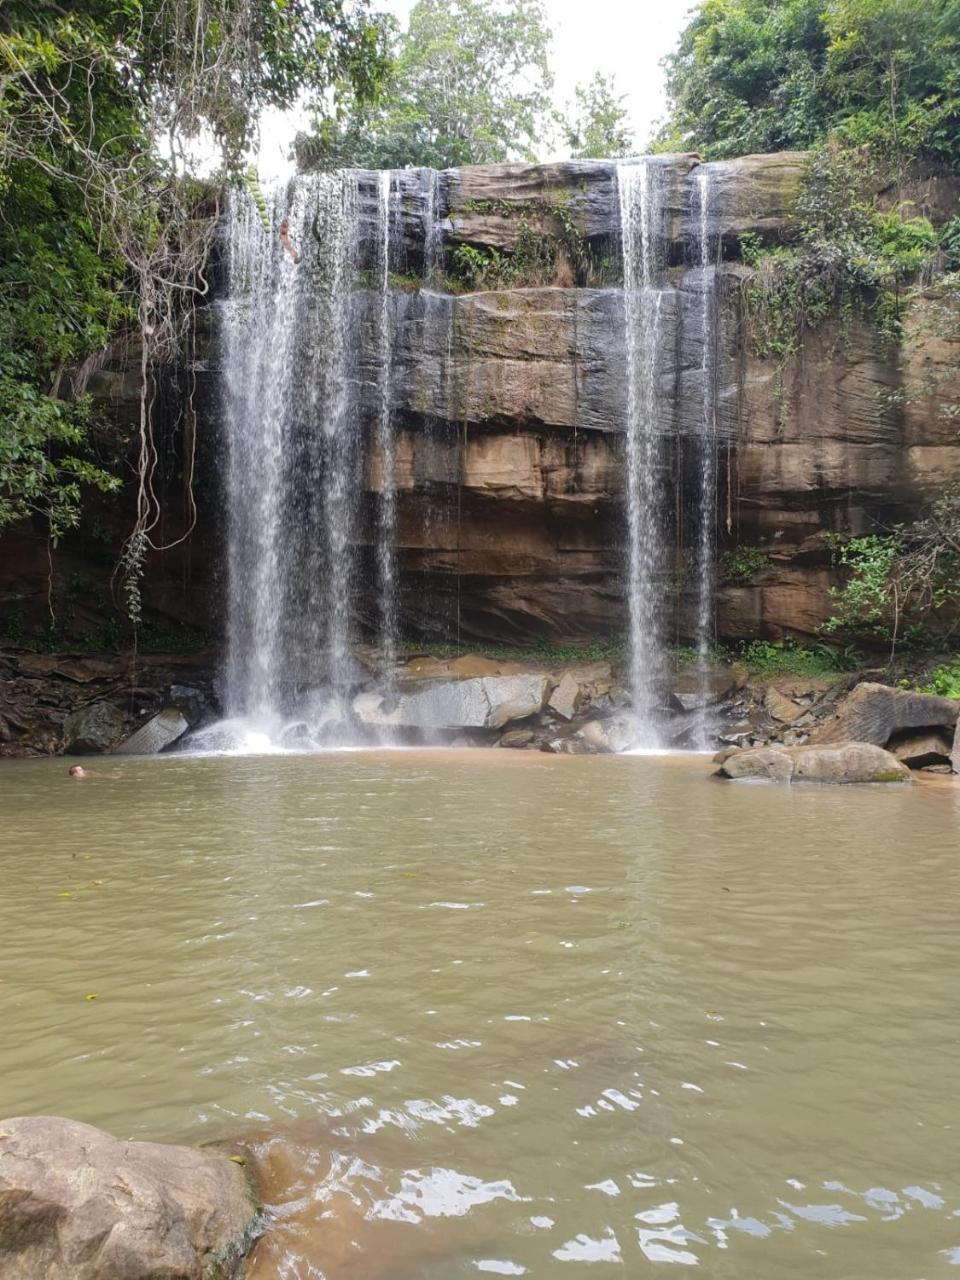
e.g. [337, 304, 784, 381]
[191, 160, 729, 755]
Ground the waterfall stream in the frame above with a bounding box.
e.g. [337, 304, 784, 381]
[617, 159, 669, 747]
[219, 173, 362, 744]
[374, 171, 398, 684]
[214, 157, 727, 754]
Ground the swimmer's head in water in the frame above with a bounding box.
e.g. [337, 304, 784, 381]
[68, 765, 87, 778]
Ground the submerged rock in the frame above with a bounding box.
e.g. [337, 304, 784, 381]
[0, 1115, 259, 1279]
[62, 701, 125, 755]
[715, 741, 913, 784]
[115, 708, 190, 756]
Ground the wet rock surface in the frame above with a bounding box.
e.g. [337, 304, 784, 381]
[0, 1115, 259, 1279]
[0, 651, 217, 758]
[715, 741, 913, 784]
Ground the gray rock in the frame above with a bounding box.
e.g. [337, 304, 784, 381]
[716, 740, 913, 784]
[354, 675, 549, 732]
[953, 720, 960, 774]
[809, 682, 959, 747]
[167, 684, 213, 726]
[547, 672, 581, 721]
[62, 701, 125, 754]
[577, 715, 636, 754]
[0, 1114, 258, 1279]
[114, 709, 190, 756]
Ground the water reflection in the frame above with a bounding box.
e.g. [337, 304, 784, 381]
[0, 751, 958, 1278]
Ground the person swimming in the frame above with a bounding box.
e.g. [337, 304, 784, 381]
[68, 766, 87, 778]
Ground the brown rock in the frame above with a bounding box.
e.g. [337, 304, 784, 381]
[888, 730, 954, 769]
[809, 682, 959, 747]
[0, 1115, 258, 1279]
[716, 741, 913, 784]
[762, 687, 804, 725]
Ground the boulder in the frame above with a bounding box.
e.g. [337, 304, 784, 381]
[762, 687, 804, 725]
[716, 741, 913, 784]
[62, 701, 125, 755]
[114, 709, 190, 756]
[670, 665, 737, 712]
[577, 715, 636, 754]
[353, 674, 549, 732]
[547, 672, 581, 721]
[808, 682, 959, 748]
[0, 1115, 258, 1279]
[888, 729, 954, 769]
[499, 728, 535, 749]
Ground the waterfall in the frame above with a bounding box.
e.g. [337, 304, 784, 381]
[695, 169, 719, 667]
[617, 160, 669, 746]
[422, 168, 443, 286]
[220, 172, 361, 738]
[375, 171, 398, 681]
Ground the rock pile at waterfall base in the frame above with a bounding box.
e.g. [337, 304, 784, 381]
[0, 651, 217, 758]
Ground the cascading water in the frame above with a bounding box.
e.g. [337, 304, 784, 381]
[422, 168, 444, 287]
[617, 160, 669, 746]
[217, 172, 362, 746]
[695, 169, 719, 667]
[374, 171, 398, 683]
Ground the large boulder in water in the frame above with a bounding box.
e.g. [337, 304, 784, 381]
[715, 741, 913, 784]
[114, 708, 190, 755]
[354, 674, 550, 732]
[0, 1115, 259, 1279]
[62, 701, 125, 754]
[808, 682, 959, 749]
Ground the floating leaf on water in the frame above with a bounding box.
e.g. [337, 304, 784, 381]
[229, 1155, 246, 1165]
[84, 993, 98, 1001]
[57, 892, 73, 898]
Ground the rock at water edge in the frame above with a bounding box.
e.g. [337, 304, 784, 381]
[114, 709, 190, 755]
[0, 1114, 259, 1279]
[809, 682, 959, 747]
[62, 702, 125, 754]
[716, 740, 913, 784]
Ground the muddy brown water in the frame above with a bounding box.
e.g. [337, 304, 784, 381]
[1, 749, 959, 1277]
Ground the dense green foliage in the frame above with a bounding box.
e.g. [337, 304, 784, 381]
[0, 0, 388, 542]
[742, 146, 939, 368]
[305, 0, 553, 170]
[658, 0, 960, 168]
[824, 495, 960, 648]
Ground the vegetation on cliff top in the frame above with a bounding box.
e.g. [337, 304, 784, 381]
[658, 0, 960, 171]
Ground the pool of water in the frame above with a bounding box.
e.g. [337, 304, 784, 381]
[2, 750, 959, 1277]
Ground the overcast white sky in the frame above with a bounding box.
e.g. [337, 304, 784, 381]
[256, 0, 695, 178]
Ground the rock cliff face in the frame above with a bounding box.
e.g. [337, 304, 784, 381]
[3, 152, 957, 651]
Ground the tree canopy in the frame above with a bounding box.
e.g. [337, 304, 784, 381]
[303, 0, 554, 170]
[0, 0, 389, 539]
[657, 0, 960, 167]
[560, 73, 634, 160]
